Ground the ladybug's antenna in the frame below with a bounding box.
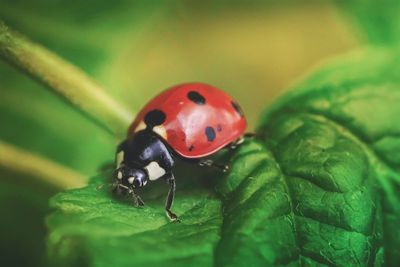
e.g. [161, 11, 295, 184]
[96, 182, 118, 191]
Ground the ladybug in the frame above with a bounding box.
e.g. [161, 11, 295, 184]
[113, 82, 251, 221]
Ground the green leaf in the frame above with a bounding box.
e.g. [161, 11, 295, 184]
[256, 47, 400, 266]
[217, 121, 379, 266]
[340, 0, 400, 45]
[47, 171, 223, 267]
[47, 48, 400, 266]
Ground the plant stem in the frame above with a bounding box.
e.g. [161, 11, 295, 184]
[0, 141, 86, 189]
[0, 21, 133, 137]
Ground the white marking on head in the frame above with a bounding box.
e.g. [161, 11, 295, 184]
[153, 125, 167, 139]
[116, 151, 124, 168]
[144, 161, 166, 181]
[128, 176, 135, 184]
[117, 171, 123, 179]
[135, 121, 146, 132]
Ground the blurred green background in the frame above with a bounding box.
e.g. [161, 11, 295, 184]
[0, 0, 395, 266]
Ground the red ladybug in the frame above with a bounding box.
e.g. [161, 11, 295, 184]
[113, 82, 250, 221]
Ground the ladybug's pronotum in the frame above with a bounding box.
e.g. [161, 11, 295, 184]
[114, 83, 251, 221]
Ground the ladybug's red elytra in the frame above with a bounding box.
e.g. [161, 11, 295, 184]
[114, 82, 251, 222]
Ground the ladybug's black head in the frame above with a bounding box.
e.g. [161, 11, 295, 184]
[115, 165, 148, 189]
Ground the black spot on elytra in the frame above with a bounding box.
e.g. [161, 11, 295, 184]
[187, 91, 206, 105]
[205, 127, 216, 142]
[144, 109, 166, 128]
[188, 145, 194, 151]
[217, 124, 222, 132]
[231, 101, 244, 117]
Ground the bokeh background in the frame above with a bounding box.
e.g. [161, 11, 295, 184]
[0, 1, 395, 266]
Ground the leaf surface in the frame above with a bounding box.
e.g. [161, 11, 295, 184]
[47, 171, 222, 267]
[48, 48, 400, 266]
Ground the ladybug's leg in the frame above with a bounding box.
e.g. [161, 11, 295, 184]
[244, 132, 256, 138]
[114, 184, 145, 207]
[127, 188, 145, 207]
[165, 174, 180, 222]
[112, 183, 125, 195]
[227, 133, 255, 150]
[199, 159, 229, 173]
